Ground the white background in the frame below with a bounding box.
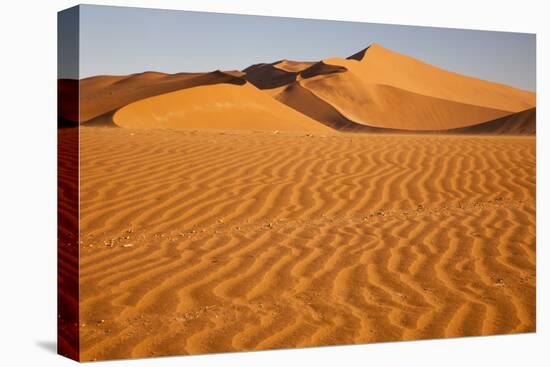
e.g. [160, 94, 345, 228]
[0, 0, 547, 365]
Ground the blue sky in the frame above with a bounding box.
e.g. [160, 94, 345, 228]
[66, 5, 535, 91]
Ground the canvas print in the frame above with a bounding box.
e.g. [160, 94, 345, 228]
[57, 5, 536, 361]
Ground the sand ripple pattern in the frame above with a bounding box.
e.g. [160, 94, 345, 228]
[79, 128, 535, 361]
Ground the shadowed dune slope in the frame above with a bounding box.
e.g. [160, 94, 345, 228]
[299, 61, 348, 79]
[445, 108, 536, 135]
[273, 79, 535, 134]
[242, 59, 345, 90]
[273, 82, 371, 132]
[283, 79, 514, 131]
[113, 81, 333, 131]
[243, 63, 299, 89]
[242, 59, 318, 89]
[346, 46, 370, 61]
[274, 82, 536, 134]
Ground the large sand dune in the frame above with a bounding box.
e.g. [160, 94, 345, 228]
[269, 44, 535, 131]
[78, 128, 535, 361]
[113, 81, 332, 131]
[59, 43, 535, 134]
[334, 44, 535, 111]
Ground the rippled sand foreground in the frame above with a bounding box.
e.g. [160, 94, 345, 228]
[78, 128, 535, 360]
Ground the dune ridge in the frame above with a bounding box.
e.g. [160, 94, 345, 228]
[78, 128, 535, 360]
[242, 62, 303, 89]
[272, 82, 368, 131]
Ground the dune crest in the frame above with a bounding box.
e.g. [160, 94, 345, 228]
[243, 62, 300, 89]
[346, 45, 371, 61]
[299, 61, 348, 79]
[273, 60, 316, 73]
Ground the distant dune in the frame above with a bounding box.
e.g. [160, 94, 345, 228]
[58, 43, 536, 134]
[114, 81, 332, 131]
[243, 60, 315, 89]
[270, 44, 535, 132]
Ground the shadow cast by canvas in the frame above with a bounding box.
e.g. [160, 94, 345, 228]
[36, 340, 57, 354]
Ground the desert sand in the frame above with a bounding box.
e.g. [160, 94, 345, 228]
[59, 43, 537, 361]
[58, 127, 80, 360]
[78, 128, 535, 361]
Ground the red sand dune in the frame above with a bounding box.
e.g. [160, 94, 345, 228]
[270, 44, 535, 132]
[58, 43, 536, 134]
[113, 81, 332, 131]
